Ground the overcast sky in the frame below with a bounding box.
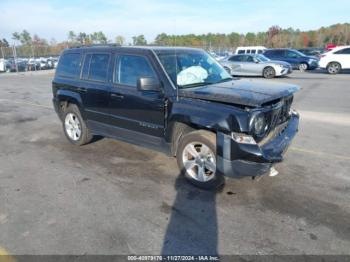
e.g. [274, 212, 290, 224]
[0, 0, 349, 44]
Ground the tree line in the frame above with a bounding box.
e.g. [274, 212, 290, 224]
[1, 23, 350, 58]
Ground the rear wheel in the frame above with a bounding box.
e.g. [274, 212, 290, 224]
[176, 130, 224, 190]
[298, 63, 308, 72]
[62, 104, 93, 146]
[263, 67, 276, 79]
[327, 62, 341, 74]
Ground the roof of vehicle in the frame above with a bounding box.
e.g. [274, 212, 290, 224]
[236, 46, 266, 49]
[65, 45, 203, 54]
[329, 45, 350, 52]
[265, 48, 295, 51]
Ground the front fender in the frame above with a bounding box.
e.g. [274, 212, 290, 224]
[167, 98, 249, 135]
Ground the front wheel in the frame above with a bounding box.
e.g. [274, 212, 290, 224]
[263, 67, 276, 79]
[298, 63, 308, 72]
[327, 62, 341, 74]
[62, 104, 93, 146]
[176, 130, 224, 190]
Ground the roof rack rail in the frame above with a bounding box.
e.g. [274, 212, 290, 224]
[69, 43, 122, 49]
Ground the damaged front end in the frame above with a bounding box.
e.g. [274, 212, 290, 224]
[216, 95, 300, 178]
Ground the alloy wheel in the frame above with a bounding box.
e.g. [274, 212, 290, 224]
[64, 113, 82, 141]
[182, 142, 216, 182]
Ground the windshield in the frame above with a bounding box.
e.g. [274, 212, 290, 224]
[255, 54, 270, 62]
[156, 49, 232, 88]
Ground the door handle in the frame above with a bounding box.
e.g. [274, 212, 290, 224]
[111, 93, 124, 99]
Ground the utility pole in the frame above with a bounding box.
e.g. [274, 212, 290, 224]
[12, 44, 18, 73]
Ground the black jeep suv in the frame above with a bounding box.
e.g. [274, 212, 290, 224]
[52, 45, 299, 189]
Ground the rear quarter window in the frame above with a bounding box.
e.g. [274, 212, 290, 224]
[56, 53, 81, 78]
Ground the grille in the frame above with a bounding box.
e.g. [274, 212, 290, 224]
[267, 95, 293, 134]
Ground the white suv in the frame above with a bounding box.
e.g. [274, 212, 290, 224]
[319, 46, 350, 74]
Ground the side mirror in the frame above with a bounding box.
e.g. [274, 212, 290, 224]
[137, 77, 161, 92]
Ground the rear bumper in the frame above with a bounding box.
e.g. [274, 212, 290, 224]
[217, 112, 299, 178]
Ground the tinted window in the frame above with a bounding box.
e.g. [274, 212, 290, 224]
[115, 55, 156, 87]
[89, 54, 110, 81]
[258, 50, 263, 54]
[241, 55, 254, 62]
[229, 55, 241, 62]
[237, 50, 245, 54]
[286, 51, 299, 58]
[56, 53, 81, 78]
[335, 48, 350, 54]
[266, 50, 285, 57]
[251, 50, 256, 54]
[246, 49, 251, 54]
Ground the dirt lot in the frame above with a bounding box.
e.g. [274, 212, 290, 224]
[0, 70, 349, 255]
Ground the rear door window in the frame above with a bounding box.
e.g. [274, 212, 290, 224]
[335, 48, 350, 54]
[81, 53, 110, 82]
[228, 55, 241, 62]
[56, 53, 81, 78]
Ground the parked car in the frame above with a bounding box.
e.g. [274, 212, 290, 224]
[27, 58, 41, 71]
[5, 59, 27, 72]
[52, 58, 59, 68]
[264, 48, 319, 71]
[318, 45, 350, 74]
[297, 48, 325, 57]
[52, 46, 299, 189]
[38, 58, 50, 70]
[220, 54, 292, 78]
[235, 46, 267, 55]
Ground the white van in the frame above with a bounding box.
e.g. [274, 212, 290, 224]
[235, 46, 267, 55]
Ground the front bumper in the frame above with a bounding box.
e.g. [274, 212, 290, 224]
[217, 112, 299, 178]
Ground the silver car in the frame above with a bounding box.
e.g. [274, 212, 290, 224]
[220, 54, 292, 78]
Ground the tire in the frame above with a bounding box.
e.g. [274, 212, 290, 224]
[298, 63, 308, 72]
[62, 104, 93, 146]
[327, 62, 341, 75]
[263, 66, 276, 79]
[176, 130, 224, 190]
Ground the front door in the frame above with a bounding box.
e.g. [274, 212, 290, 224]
[109, 53, 165, 138]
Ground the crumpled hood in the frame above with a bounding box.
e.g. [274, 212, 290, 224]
[179, 79, 300, 107]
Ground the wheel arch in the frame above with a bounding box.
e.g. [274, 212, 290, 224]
[55, 90, 85, 120]
[166, 121, 217, 156]
[327, 61, 342, 69]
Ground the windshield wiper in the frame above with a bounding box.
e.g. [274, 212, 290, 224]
[215, 77, 233, 84]
[178, 82, 212, 89]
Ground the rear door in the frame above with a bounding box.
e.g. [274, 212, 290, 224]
[108, 53, 165, 137]
[227, 55, 243, 74]
[240, 55, 260, 75]
[284, 50, 300, 67]
[334, 48, 350, 68]
[79, 52, 112, 124]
